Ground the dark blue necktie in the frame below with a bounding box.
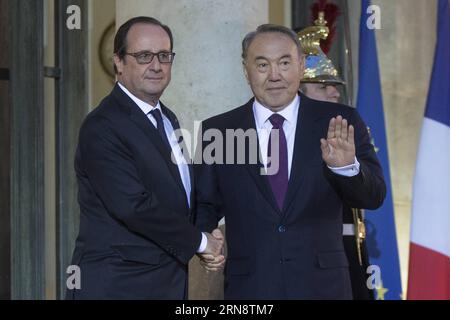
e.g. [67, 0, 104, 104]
[149, 109, 172, 151]
[267, 114, 288, 211]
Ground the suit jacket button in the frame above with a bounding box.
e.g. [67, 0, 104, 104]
[278, 225, 286, 233]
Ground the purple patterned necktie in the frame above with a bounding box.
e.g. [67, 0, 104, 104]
[267, 114, 288, 211]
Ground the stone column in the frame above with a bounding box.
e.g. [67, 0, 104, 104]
[116, 0, 268, 138]
[116, 0, 269, 299]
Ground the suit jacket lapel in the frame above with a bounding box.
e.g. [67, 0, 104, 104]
[112, 85, 186, 195]
[282, 93, 322, 216]
[238, 100, 281, 215]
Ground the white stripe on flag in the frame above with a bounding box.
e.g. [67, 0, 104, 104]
[411, 117, 450, 259]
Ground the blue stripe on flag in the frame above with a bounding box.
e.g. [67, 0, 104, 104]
[424, 0, 450, 127]
[356, 0, 403, 300]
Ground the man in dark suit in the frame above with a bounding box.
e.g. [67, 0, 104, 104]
[195, 24, 386, 299]
[67, 16, 224, 300]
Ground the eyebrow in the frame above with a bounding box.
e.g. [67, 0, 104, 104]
[254, 54, 292, 61]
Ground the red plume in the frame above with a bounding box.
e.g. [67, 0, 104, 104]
[310, 0, 341, 55]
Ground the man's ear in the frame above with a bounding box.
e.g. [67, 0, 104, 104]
[113, 54, 124, 75]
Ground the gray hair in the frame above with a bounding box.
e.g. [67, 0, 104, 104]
[241, 24, 302, 61]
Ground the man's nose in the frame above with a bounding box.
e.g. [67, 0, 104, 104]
[148, 56, 162, 72]
[268, 65, 281, 81]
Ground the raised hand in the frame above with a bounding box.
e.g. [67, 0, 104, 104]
[197, 229, 226, 272]
[320, 115, 356, 167]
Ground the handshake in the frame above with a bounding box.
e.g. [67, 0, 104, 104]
[197, 229, 226, 272]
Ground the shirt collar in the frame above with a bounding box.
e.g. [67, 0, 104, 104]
[118, 82, 161, 115]
[253, 94, 300, 129]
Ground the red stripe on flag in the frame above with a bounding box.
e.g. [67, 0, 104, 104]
[407, 242, 450, 300]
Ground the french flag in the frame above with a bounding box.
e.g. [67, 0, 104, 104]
[407, 0, 450, 300]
